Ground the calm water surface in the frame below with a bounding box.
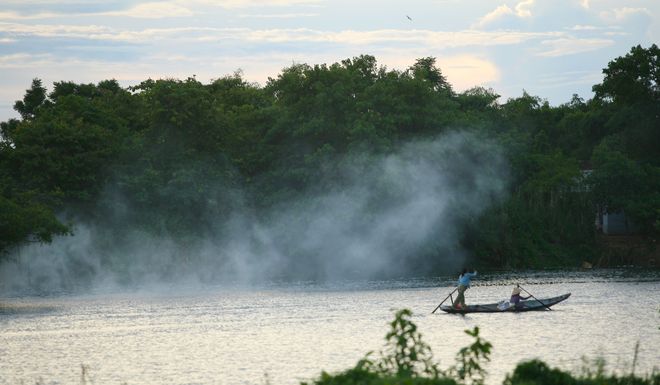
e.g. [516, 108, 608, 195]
[1, 270, 659, 385]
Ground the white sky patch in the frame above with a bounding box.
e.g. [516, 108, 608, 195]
[0, 37, 16, 43]
[536, 37, 614, 57]
[438, 55, 501, 90]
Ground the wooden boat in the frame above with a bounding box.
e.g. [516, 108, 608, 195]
[439, 293, 571, 314]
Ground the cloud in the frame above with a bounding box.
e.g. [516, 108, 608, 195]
[237, 13, 319, 18]
[568, 24, 599, 30]
[1, 0, 109, 3]
[536, 37, 614, 57]
[0, 22, 113, 38]
[473, 5, 515, 28]
[0, 2, 194, 20]
[0, 11, 63, 20]
[0, 0, 323, 17]
[473, 0, 535, 28]
[599, 7, 651, 22]
[0, 53, 39, 67]
[0, 22, 563, 46]
[108, 2, 195, 18]
[515, 0, 535, 18]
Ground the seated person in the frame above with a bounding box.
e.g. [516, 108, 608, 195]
[510, 286, 531, 308]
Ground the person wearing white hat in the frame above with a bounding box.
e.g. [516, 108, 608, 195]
[510, 286, 531, 309]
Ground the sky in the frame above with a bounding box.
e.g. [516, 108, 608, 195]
[0, 0, 658, 122]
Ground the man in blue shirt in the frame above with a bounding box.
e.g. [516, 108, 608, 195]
[453, 268, 477, 309]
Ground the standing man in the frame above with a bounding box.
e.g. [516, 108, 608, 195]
[453, 268, 477, 309]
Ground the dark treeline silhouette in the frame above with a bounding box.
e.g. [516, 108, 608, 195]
[1, 45, 658, 274]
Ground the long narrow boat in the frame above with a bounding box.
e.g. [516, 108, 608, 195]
[439, 293, 571, 314]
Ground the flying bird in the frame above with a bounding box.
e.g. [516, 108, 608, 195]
[406, 15, 412, 21]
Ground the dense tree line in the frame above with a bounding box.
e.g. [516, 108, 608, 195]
[1, 45, 658, 271]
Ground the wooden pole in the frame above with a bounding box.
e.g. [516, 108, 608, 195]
[518, 284, 552, 311]
[432, 287, 458, 314]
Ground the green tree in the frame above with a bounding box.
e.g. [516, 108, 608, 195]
[593, 44, 660, 164]
[13, 78, 48, 121]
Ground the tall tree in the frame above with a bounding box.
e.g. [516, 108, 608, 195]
[13, 78, 48, 121]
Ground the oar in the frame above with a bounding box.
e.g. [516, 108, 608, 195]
[517, 284, 552, 311]
[432, 287, 458, 314]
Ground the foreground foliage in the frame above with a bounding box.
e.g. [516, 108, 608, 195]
[303, 309, 659, 385]
[505, 359, 660, 385]
[303, 309, 491, 385]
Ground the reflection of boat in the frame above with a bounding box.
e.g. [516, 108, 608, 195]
[440, 293, 571, 314]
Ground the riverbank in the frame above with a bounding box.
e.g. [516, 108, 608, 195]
[593, 234, 659, 268]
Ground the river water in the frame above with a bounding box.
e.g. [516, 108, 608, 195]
[1, 269, 659, 385]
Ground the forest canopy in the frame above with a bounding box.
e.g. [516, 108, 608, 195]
[1, 45, 658, 279]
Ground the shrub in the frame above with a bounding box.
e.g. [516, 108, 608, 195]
[303, 309, 492, 385]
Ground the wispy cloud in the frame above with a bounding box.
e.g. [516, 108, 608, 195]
[191, 0, 323, 8]
[600, 7, 651, 22]
[0, 2, 194, 20]
[568, 24, 599, 30]
[1, 0, 110, 3]
[0, 11, 63, 20]
[0, 22, 111, 37]
[515, 0, 535, 18]
[536, 37, 614, 57]
[473, 5, 515, 28]
[106, 2, 194, 18]
[0, 22, 564, 47]
[0, 53, 55, 68]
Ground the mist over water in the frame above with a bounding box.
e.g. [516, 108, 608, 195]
[0, 131, 509, 295]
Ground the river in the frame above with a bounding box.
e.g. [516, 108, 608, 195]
[1, 269, 658, 385]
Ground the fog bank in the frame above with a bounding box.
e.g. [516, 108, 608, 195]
[0, 131, 508, 295]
